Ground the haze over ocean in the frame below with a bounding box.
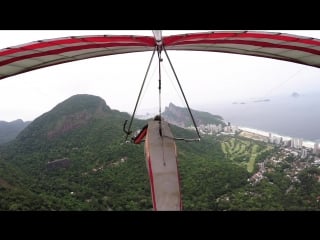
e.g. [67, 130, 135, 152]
[201, 92, 320, 142]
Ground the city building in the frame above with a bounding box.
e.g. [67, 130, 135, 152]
[314, 142, 320, 155]
[301, 149, 308, 159]
[291, 138, 303, 149]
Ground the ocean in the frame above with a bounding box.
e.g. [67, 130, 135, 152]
[201, 92, 320, 142]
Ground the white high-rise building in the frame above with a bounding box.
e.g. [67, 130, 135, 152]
[301, 149, 308, 159]
[271, 136, 282, 145]
[314, 142, 320, 155]
[291, 138, 303, 149]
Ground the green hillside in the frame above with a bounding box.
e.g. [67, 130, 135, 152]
[162, 102, 225, 128]
[0, 119, 31, 145]
[1, 94, 320, 210]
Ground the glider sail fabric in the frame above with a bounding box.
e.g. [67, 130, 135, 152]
[0, 35, 155, 80]
[1, 31, 320, 80]
[164, 31, 320, 68]
[145, 120, 182, 211]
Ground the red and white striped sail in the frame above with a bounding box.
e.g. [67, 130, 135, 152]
[1, 31, 320, 80]
[2, 30, 320, 211]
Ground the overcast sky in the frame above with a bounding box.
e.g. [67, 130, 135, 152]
[0, 30, 320, 121]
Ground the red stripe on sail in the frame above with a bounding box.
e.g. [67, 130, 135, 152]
[147, 155, 157, 211]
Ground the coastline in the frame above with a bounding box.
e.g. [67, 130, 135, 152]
[238, 126, 316, 149]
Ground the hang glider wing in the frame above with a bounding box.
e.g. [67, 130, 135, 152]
[163, 31, 320, 68]
[1, 31, 320, 81]
[2, 31, 320, 211]
[0, 35, 155, 80]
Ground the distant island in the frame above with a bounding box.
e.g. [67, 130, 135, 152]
[232, 99, 270, 104]
[253, 99, 270, 103]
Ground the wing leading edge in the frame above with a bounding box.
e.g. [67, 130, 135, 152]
[1, 31, 320, 81]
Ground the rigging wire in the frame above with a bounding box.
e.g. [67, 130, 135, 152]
[156, 48, 167, 165]
[225, 65, 306, 124]
[138, 57, 158, 112]
[123, 47, 156, 141]
[163, 46, 201, 140]
[124, 43, 202, 143]
[162, 62, 186, 107]
[161, 57, 201, 141]
[261, 66, 305, 98]
[157, 48, 163, 136]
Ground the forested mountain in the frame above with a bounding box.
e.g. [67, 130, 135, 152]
[0, 94, 148, 210]
[0, 119, 31, 145]
[0, 94, 320, 210]
[162, 102, 225, 128]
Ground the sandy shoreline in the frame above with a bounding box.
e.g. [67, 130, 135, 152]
[238, 126, 316, 149]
